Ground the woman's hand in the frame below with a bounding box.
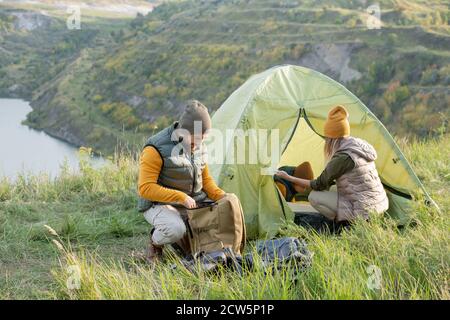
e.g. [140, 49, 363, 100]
[182, 196, 197, 209]
[275, 170, 291, 181]
[276, 170, 311, 190]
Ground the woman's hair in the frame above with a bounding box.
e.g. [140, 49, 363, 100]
[324, 137, 344, 162]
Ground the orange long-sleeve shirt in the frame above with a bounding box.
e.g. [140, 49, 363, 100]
[138, 146, 225, 204]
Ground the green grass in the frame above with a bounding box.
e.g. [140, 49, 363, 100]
[0, 135, 449, 299]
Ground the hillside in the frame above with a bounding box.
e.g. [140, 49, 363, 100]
[0, 134, 448, 299]
[0, 0, 449, 154]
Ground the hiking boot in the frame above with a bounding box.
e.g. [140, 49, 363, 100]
[146, 233, 163, 265]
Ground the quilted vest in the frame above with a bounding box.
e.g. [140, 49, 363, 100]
[137, 122, 207, 212]
[335, 137, 389, 221]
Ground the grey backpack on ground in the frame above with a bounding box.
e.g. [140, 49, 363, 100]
[170, 237, 312, 276]
[170, 247, 243, 274]
[244, 237, 313, 274]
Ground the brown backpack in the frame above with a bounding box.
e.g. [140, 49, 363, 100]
[185, 193, 246, 256]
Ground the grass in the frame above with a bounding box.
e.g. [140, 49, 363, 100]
[0, 135, 449, 299]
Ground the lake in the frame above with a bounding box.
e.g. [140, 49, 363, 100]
[0, 98, 104, 179]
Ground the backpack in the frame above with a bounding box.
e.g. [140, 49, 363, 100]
[167, 193, 245, 274]
[171, 237, 313, 276]
[171, 247, 244, 274]
[244, 237, 313, 275]
[185, 193, 246, 257]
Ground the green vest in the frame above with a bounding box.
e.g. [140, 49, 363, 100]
[137, 122, 207, 212]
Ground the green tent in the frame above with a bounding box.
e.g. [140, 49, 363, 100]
[206, 65, 435, 238]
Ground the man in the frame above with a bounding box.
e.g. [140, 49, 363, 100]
[137, 100, 225, 264]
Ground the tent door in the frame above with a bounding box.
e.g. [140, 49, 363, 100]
[274, 108, 303, 219]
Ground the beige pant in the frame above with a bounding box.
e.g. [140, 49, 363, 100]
[143, 205, 187, 246]
[308, 189, 338, 221]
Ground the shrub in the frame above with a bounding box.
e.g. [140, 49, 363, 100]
[421, 67, 439, 85]
[92, 95, 104, 104]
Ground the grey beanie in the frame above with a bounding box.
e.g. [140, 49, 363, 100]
[179, 100, 212, 134]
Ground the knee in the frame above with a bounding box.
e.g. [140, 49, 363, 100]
[308, 191, 318, 206]
[163, 220, 186, 243]
[174, 222, 187, 240]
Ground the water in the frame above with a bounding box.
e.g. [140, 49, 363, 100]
[0, 98, 104, 179]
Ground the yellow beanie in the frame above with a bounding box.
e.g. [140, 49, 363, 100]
[323, 105, 350, 138]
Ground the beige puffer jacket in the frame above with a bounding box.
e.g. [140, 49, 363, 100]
[335, 137, 389, 221]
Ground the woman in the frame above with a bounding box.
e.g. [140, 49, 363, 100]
[276, 105, 389, 223]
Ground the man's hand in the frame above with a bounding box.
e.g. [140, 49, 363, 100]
[182, 196, 197, 209]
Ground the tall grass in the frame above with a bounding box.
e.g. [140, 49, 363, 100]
[0, 148, 139, 203]
[1, 136, 449, 299]
[48, 205, 448, 300]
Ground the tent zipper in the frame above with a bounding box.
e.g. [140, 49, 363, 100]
[282, 108, 302, 154]
[276, 108, 303, 219]
[301, 108, 326, 139]
[275, 184, 287, 220]
[382, 183, 412, 200]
